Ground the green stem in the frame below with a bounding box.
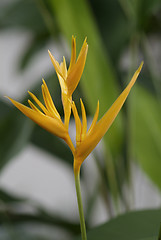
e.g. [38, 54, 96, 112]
[74, 170, 87, 240]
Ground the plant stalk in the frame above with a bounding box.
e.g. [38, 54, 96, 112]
[74, 170, 87, 240]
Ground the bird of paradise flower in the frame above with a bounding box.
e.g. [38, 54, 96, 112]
[7, 36, 143, 240]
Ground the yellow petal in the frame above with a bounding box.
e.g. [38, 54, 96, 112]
[80, 99, 87, 141]
[88, 100, 99, 135]
[57, 72, 67, 95]
[66, 39, 88, 96]
[28, 100, 43, 114]
[57, 59, 68, 95]
[48, 50, 65, 80]
[72, 101, 82, 146]
[60, 56, 67, 79]
[77, 37, 87, 62]
[28, 91, 49, 116]
[58, 60, 72, 127]
[41, 85, 52, 116]
[41, 81, 61, 120]
[75, 62, 143, 164]
[7, 97, 68, 139]
[62, 93, 72, 128]
[68, 35, 76, 74]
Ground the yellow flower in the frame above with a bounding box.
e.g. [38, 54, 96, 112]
[72, 62, 143, 174]
[6, 36, 144, 240]
[48, 36, 88, 128]
[7, 37, 88, 155]
[7, 36, 143, 176]
[7, 80, 75, 154]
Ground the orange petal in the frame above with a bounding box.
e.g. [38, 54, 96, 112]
[75, 62, 143, 163]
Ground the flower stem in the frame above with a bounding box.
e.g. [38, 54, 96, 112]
[74, 170, 87, 240]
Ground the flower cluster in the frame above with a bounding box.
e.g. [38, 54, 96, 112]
[8, 36, 143, 175]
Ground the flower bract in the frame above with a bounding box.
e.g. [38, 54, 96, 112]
[48, 36, 88, 128]
[7, 36, 143, 175]
[73, 62, 143, 173]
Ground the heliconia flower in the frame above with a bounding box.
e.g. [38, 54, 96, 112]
[48, 36, 88, 128]
[6, 36, 143, 240]
[7, 80, 75, 154]
[6, 35, 143, 176]
[72, 61, 144, 174]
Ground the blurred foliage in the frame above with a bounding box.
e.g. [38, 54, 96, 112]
[0, 0, 59, 71]
[159, 224, 161, 240]
[74, 209, 161, 240]
[0, 100, 34, 170]
[131, 85, 161, 189]
[1, 0, 161, 239]
[0, 187, 80, 238]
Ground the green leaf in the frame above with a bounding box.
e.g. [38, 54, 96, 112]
[131, 85, 161, 189]
[74, 209, 161, 240]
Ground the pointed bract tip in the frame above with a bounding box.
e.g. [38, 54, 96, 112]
[5, 96, 16, 104]
[139, 61, 144, 71]
[5, 96, 17, 103]
[84, 37, 88, 48]
[48, 50, 53, 58]
[135, 61, 144, 75]
[42, 78, 45, 84]
[5, 96, 14, 104]
[63, 56, 66, 62]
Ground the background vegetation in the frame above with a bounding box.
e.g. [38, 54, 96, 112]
[0, 0, 161, 239]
